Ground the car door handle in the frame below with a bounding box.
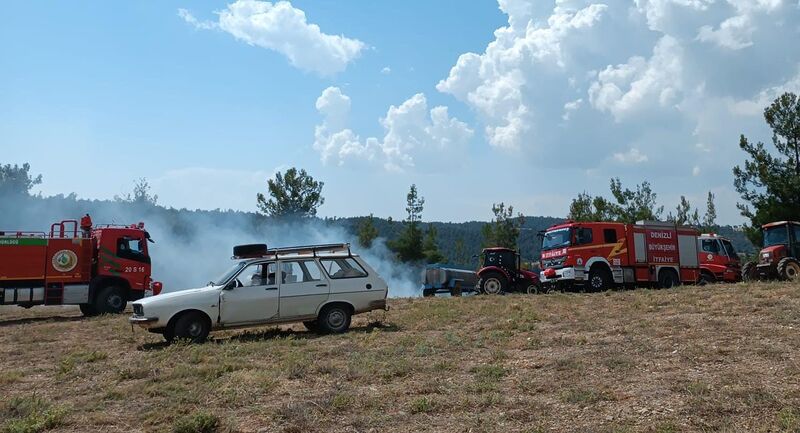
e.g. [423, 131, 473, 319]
[264, 287, 278, 291]
[316, 283, 327, 287]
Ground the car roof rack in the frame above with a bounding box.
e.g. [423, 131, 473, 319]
[267, 243, 352, 258]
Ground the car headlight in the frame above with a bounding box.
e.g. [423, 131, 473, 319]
[133, 304, 144, 316]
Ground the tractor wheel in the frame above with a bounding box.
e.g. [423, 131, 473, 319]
[79, 303, 99, 317]
[587, 267, 611, 292]
[93, 286, 127, 314]
[480, 273, 506, 295]
[658, 269, 680, 289]
[777, 257, 800, 281]
[526, 283, 540, 294]
[741, 261, 757, 282]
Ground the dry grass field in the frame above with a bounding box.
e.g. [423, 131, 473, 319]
[2, 282, 800, 433]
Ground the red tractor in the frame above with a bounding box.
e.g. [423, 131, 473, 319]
[476, 247, 541, 294]
[0, 217, 162, 316]
[742, 221, 800, 281]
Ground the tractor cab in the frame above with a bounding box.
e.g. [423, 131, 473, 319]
[476, 247, 540, 294]
[743, 221, 800, 281]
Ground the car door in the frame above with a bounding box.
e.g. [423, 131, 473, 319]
[219, 262, 279, 326]
[278, 259, 329, 318]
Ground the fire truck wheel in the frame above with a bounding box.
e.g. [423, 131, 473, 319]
[698, 271, 715, 286]
[658, 269, 680, 289]
[777, 257, 800, 281]
[587, 267, 611, 292]
[303, 320, 319, 332]
[173, 312, 210, 343]
[79, 303, 99, 317]
[318, 304, 352, 334]
[481, 273, 506, 295]
[94, 286, 127, 314]
[741, 262, 757, 282]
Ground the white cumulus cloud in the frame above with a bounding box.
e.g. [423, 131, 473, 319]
[313, 87, 473, 172]
[179, 1, 365, 75]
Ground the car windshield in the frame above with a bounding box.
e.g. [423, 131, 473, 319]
[210, 261, 247, 286]
[722, 239, 737, 259]
[764, 226, 789, 247]
[542, 228, 571, 250]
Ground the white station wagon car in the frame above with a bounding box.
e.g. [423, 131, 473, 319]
[130, 243, 388, 343]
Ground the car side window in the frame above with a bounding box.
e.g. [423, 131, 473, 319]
[320, 258, 367, 279]
[241, 262, 277, 287]
[279, 260, 323, 284]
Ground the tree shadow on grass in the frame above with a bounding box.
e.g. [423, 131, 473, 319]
[137, 320, 401, 351]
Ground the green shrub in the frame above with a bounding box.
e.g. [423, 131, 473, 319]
[171, 412, 219, 433]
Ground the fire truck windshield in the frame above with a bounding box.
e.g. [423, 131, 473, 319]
[211, 261, 247, 286]
[542, 228, 571, 250]
[764, 226, 789, 247]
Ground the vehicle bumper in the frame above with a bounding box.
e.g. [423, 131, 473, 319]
[129, 316, 160, 328]
[539, 267, 585, 284]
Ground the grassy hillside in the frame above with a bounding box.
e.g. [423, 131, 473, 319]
[2, 282, 799, 432]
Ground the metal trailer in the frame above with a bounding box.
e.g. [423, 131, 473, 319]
[421, 264, 478, 297]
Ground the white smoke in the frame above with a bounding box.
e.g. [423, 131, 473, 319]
[0, 195, 420, 297]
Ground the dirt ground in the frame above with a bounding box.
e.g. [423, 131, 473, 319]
[1, 282, 800, 433]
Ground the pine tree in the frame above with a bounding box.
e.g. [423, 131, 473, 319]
[703, 191, 717, 231]
[422, 224, 446, 264]
[357, 214, 379, 248]
[388, 184, 426, 262]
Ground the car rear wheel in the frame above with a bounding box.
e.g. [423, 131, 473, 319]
[94, 286, 127, 314]
[318, 304, 352, 334]
[480, 273, 506, 295]
[172, 312, 210, 343]
[777, 257, 800, 281]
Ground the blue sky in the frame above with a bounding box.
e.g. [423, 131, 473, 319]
[2, 1, 799, 224]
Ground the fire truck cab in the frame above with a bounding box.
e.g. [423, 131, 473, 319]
[0, 218, 161, 316]
[539, 220, 700, 291]
[697, 233, 741, 283]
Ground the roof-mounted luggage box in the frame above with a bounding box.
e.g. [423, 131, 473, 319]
[233, 244, 268, 259]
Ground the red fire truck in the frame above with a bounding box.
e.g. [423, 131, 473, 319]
[697, 233, 741, 283]
[539, 220, 701, 291]
[0, 218, 162, 316]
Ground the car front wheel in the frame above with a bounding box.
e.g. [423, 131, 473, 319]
[318, 305, 352, 334]
[171, 312, 210, 343]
